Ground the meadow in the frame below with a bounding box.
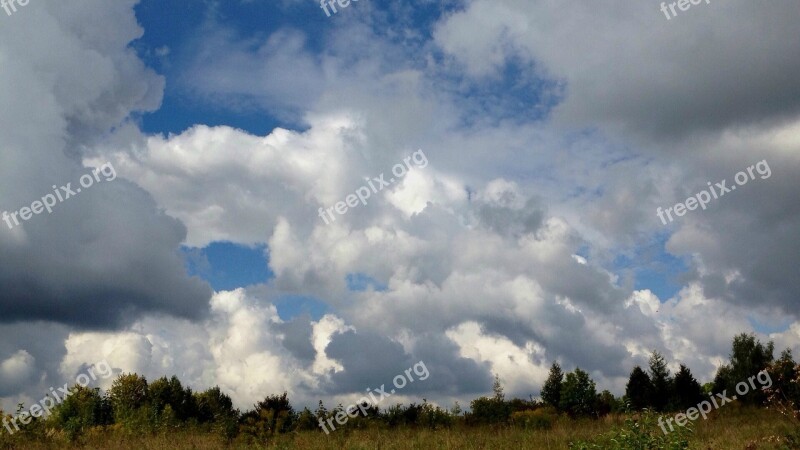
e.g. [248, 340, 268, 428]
[4, 406, 796, 450]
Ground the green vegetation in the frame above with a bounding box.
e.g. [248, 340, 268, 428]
[0, 333, 798, 449]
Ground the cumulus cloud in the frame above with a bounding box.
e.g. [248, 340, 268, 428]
[0, 0, 211, 328]
[1, 0, 798, 414]
[434, 0, 800, 138]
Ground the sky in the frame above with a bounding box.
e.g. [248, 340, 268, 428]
[1, 0, 799, 412]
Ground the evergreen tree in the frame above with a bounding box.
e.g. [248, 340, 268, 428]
[648, 351, 672, 411]
[492, 374, 505, 401]
[625, 366, 653, 410]
[671, 364, 703, 410]
[314, 400, 328, 422]
[541, 362, 564, 410]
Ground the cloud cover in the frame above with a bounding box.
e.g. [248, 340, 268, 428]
[1, 0, 798, 411]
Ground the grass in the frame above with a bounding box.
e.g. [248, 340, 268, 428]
[5, 406, 795, 449]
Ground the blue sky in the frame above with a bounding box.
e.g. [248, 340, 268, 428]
[2, 0, 798, 411]
[132, 0, 687, 304]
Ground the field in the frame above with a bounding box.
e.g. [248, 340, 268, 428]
[6, 406, 796, 450]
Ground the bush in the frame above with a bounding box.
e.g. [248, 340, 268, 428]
[48, 386, 111, 440]
[510, 408, 555, 430]
[239, 392, 296, 440]
[419, 401, 453, 430]
[570, 410, 692, 450]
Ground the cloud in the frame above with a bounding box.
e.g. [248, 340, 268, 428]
[2, 0, 799, 414]
[434, 0, 800, 138]
[0, 1, 212, 328]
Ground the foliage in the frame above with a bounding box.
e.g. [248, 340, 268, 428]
[1, 333, 793, 447]
[418, 400, 453, 430]
[648, 351, 672, 412]
[510, 407, 556, 430]
[541, 362, 564, 410]
[468, 395, 511, 425]
[671, 364, 703, 411]
[713, 333, 774, 405]
[108, 373, 149, 426]
[148, 376, 198, 423]
[595, 390, 621, 417]
[239, 392, 296, 440]
[195, 386, 239, 440]
[468, 375, 512, 424]
[764, 350, 800, 448]
[48, 386, 112, 440]
[559, 368, 597, 417]
[570, 410, 692, 450]
[626, 366, 654, 411]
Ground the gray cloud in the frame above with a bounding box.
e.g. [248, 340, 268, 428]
[0, 0, 212, 328]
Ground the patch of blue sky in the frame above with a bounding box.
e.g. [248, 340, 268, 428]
[274, 294, 329, 321]
[613, 233, 689, 302]
[346, 272, 388, 292]
[182, 241, 272, 292]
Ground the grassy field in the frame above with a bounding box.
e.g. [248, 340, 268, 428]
[6, 406, 796, 449]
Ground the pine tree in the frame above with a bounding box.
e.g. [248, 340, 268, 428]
[649, 351, 672, 412]
[671, 364, 703, 410]
[541, 362, 564, 409]
[314, 400, 328, 422]
[625, 366, 653, 410]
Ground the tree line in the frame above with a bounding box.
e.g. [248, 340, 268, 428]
[0, 332, 798, 445]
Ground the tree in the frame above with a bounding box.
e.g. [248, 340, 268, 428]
[314, 400, 328, 423]
[195, 386, 238, 440]
[671, 364, 703, 410]
[764, 349, 800, 417]
[49, 386, 111, 440]
[295, 407, 318, 431]
[714, 333, 774, 405]
[240, 392, 296, 438]
[559, 368, 597, 417]
[196, 386, 236, 424]
[712, 364, 732, 395]
[648, 351, 672, 411]
[148, 375, 198, 423]
[595, 390, 620, 417]
[541, 362, 564, 410]
[492, 374, 505, 401]
[108, 373, 149, 423]
[625, 366, 653, 411]
[469, 375, 511, 424]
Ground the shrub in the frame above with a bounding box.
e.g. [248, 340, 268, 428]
[570, 410, 692, 450]
[419, 401, 453, 430]
[48, 386, 111, 440]
[510, 408, 555, 430]
[239, 392, 296, 440]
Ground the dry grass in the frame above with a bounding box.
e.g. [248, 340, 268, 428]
[7, 407, 795, 450]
